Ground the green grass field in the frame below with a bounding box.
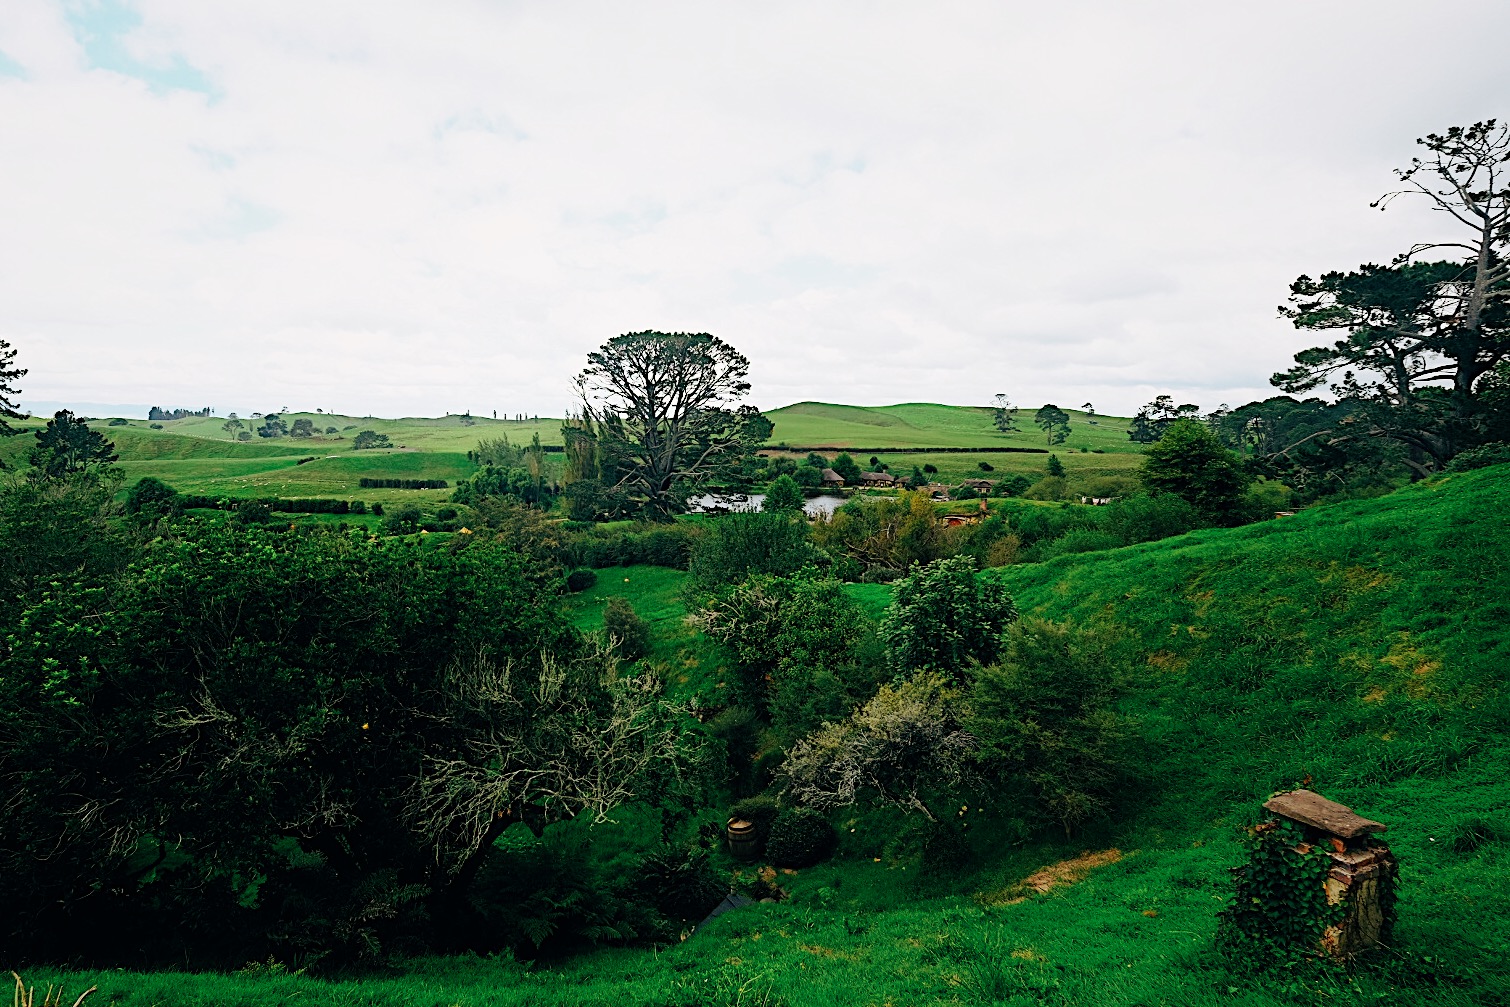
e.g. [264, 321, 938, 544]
[5, 402, 1140, 507]
[27, 464, 1509, 1006]
[764, 401, 1137, 453]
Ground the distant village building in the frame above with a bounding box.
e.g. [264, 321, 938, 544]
[857, 471, 896, 486]
[820, 468, 845, 487]
[961, 478, 993, 493]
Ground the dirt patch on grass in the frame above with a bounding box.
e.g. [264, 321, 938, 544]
[977, 849, 1124, 905]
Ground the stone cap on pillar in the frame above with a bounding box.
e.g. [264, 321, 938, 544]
[1263, 790, 1386, 839]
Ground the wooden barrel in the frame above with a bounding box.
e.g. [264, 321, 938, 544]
[727, 817, 759, 861]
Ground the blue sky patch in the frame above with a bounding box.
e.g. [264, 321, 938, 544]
[0, 49, 26, 79]
[65, 0, 215, 95]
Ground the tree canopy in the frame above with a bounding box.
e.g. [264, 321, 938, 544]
[1139, 418, 1250, 520]
[1273, 120, 1510, 471]
[572, 332, 771, 518]
[1033, 403, 1070, 445]
[27, 409, 118, 479]
[0, 337, 26, 439]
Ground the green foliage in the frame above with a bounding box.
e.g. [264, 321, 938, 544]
[1216, 818, 1343, 959]
[1139, 418, 1251, 520]
[0, 519, 689, 965]
[726, 795, 781, 846]
[810, 490, 949, 579]
[968, 619, 1131, 836]
[0, 336, 26, 438]
[762, 474, 805, 513]
[1034, 404, 1071, 445]
[382, 502, 423, 533]
[782, 672, 976, 822]
[1444, 442, 1510, 472]
[27, 409, 118, 478]
[764, 807, 836, 868]
[574, 331, 770, 518]
[830, 453, 862, 484]
[694, 568, 878, 739]
[567, 521, 699, 570]
[991, 393, 1020, 434]
[636, 845, 725, 924]
[353, 429, 391, 450]
[880, 555, 1017, 678]
[603, 596, 650, 661]
[687, 511, 817, 592]
[124, 475, 182, 520]
[566, 568, 599, 592]
[1046, 453, 1065, 478]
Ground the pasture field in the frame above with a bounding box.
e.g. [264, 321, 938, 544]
[763, 401, 1137, 453]
[26, 465, 1505, 1006]
[5, 402, 1141, 505]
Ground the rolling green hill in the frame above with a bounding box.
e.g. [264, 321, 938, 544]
[36, 465, 1509, 1006]
[764, 401, 1136, 452]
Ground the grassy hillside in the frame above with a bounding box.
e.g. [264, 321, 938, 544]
[30, 466, 1510, 1005]
[764, 401, 1137, 452]
[6, 402, 1142, 502]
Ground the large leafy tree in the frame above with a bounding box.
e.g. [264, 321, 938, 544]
[27, 409, 118, 479]
[572, 331, 772, 518]
[991, 393, 1021, 434]
[1127, 394, 1201, 444]
[1033, 403, 1071, 445]
[0, 337, 26, 439]
[1274, 121, 1510, 471]
[1139, 418, 1250, 520]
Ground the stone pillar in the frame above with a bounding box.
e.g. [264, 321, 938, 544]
[1263, 789, 1398, 959]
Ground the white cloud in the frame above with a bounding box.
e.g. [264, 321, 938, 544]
[2, 0, 1507, 418]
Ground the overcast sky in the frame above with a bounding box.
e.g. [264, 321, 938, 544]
[2, 1, 1507, 419]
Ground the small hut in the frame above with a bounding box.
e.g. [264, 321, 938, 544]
[857, 471, 896, 487]
[820, 468, 845, 488]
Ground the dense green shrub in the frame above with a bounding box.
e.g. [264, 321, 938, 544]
[383, 502, 423, 534]
[1444, 442, 1510, 472]
[124, 476, 181, 519]
[1140, 419, 1251, 521]
[880, 555, 1017, 678]
[687, 511, 817, 591]
[764, 808, 836, 868]
[969, 618, 1130, 837]
[694, 569, 879, 738]
[566, 522, 700, 570]
[636, 846, 725, 924]
[1036, 527, 1121, 559]
[566, 568, 598, 592]
[1101, 491, 1201, 544]
[762, 474, 805, 512]
[603, 596, 650, 661]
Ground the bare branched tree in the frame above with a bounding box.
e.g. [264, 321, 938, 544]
[405, 646, 692, 893]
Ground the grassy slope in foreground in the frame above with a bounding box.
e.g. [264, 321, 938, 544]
[32, 466, 1510, 1006]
